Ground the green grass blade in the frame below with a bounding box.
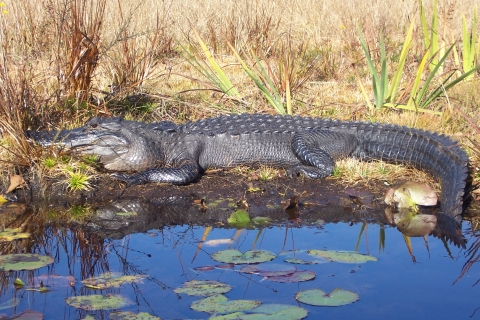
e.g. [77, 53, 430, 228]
[193, 29, 239, 97]
[389, 18, 415, 103]
[358, 25, 382, 108]
[421, 65, 480, 108]
[407, 51, 429, 110]
[380, 35, 388, 106]
[354, 68, 374, 110]
[416, 44, 455, 105]
[420, 0, 430, 49]
[228, 43, 285, 114]
[429, 0, 439, 71]
[462, 15, 473, 73]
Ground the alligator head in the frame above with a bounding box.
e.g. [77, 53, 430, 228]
[28, 117, 164, 172]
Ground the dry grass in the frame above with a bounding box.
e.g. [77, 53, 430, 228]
[0, 0, 479, 187]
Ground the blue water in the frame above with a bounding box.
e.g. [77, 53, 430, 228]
[0, 221, 478, 319]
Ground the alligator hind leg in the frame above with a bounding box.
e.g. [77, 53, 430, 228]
[288, 129, 358, 178]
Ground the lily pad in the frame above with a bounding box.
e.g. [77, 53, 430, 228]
[307, 250, 377, 264]
[266, 270, 316, 283]
[0, 254, 54, 271]
[110, 311, 161, 319]
[0, 228, 30, 241]
[66, 294, 133, 310]
[174, 280, 232, 296]
[280, 250, 323, 265]
[228, 209, 251, 227]
[82, 272, 146, 289]
[241, 304, 308, 319]
[211, 249, 276, 264]
[295, 288, 359, 307]
[239, 264, 297, 277]
[191, 294, 261, 314]
[210, 304, 308, 320]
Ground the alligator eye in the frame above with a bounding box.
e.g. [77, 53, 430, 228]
[89, 123, 98, 129]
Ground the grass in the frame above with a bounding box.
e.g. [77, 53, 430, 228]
[0, 0, 479, 190]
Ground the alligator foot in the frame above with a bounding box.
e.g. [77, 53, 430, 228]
[111, 173, 149, 186]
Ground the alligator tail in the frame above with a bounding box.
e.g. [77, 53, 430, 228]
[331, 121, 469, 223]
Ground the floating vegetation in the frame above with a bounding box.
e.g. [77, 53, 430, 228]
[0, 228, 30, 241]
[66, 294, 133, 310]
[190, 294, 261, 315]
[174, 280, 232, 297]
[240, 264, 297, 277]
[307, 250, 378, 264]
[266, 270, 316, 283]
[227, 209, 251, 227]
[295, 288, 359, 307]
[82, 272, 146, 290]
[0, 254, 54, 271]
[211, 249, 276, 264]
[110, 311, 161, 320]
[211, 304, 308, 320]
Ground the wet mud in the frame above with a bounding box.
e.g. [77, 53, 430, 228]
[1, 172, 473, 247]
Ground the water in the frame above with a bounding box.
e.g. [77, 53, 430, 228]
[0, 195, 478, 319]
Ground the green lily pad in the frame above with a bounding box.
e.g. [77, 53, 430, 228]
[0, 254, 54, 271]
[284, 258, 319, 265]
[209, 312, 244, 319]
[82, 272, 146, 289]
[295, 288, 359, 307]
[280, 250, 323, 265]
[266, 270, 316, 283]
[228, 209, 251, 227]
[210, 304, 308, 320]
[66, 294, 133, 310]
[191, 294, 261, 314]
[0, 228, 30, 241]
[174, 280, 232, 296]
[241, 304, 308, 319]
[211, 249, 276, 264]
[240, 264, 297, 277]
[307, 250, 377, 263]
[110, 311, 161, 319]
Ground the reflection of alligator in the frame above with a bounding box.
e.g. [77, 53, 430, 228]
[88, 197, 465, 248]
[29, 114, 469, 222]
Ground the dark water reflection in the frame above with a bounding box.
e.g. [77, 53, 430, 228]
[0, 196, 479, 319]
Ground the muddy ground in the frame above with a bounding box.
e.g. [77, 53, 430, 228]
[0, 170, 478, 247]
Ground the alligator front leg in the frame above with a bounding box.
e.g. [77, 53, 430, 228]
[111, 159, 200, 185]
[288, 129, 358, 178]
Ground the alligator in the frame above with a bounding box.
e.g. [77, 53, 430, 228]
[28, 113, 469, 223]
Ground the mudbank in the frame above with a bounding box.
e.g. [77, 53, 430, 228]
[28, 113, 469, 222]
